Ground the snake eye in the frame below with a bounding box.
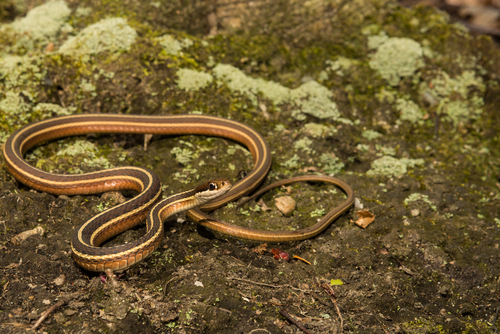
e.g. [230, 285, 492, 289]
[209, 182, 217, 190]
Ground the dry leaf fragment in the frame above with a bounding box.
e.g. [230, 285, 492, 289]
[354, 210, 375, 228]
[143, 134, 153, 150]
[301, 166, 318, 173]
[45, 42, 55, 52]
[53, 274, 66, 286]
[252, 243, 268, 255]
[282, 185, 292, 194]
[256, 199, 271, 211]
[271, 249, 290, 262]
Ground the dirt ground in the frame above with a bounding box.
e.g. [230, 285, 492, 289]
[1, 0, 500, 333]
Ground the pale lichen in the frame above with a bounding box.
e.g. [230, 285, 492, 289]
[33, 103, 74, 117]
[171, 147, 196, 165]
[367, 156, 424, 177]
[404, 193, 437, 211]
[59, 17, 137, 54]
[156, 35, 193, 56]
[0, 91, 31, 127]
[57, 140, 112, 170]
[290, 81, 340, 120]
[0, 55, 44, 91]
[369, 37, 424, 86]
[420, 69, 485, 126]
[281, 154, 300, 168]
[319, 153, 344, 175]
[303, 123, 336, 138]
[362, 130, 382, 140]
[3, 0, 71, 52]
[396, 98, 424, 124]
[176, 68, 213, 91]
[294, 137, 314, 154]
[212, 64, 341, 121]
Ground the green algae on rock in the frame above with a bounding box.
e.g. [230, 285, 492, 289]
[59, 17, 137, 54]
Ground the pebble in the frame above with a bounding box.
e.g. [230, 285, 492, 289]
[275, 196, 296, 216]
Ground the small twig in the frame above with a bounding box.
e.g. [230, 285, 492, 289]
[163, 276, 181, 296]
[492, 307, 500, 334]
[318, 279, 343, 332]
[104, 268, 119, 287]
[279, 309, 312, 334]
[248, 329, 271, 334]
[31, 292, 80, 330]
[227, 277, 312, 292]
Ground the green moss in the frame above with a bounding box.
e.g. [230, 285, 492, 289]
[369, 37, 424, 86]
[176, 68, 213, 91]
[367, 156, 424, 177]
[59, 17, 137, 54]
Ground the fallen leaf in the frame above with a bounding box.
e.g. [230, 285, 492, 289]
[53, 274, 66, 286]
[282, 185, 292, 194]
[143, 133, 153, 150]
[256, 199, 271, 211]
[330, 279, 344, 286]
[271, 248, 290, 262]
[301, 166, 318, 173]
[252, 243, 268, 255]
[354, 210, 375, 228]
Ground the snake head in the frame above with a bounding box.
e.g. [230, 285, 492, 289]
[195, 178, 232, 203]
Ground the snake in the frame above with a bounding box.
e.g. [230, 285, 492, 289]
[2, 114, 354, 272]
